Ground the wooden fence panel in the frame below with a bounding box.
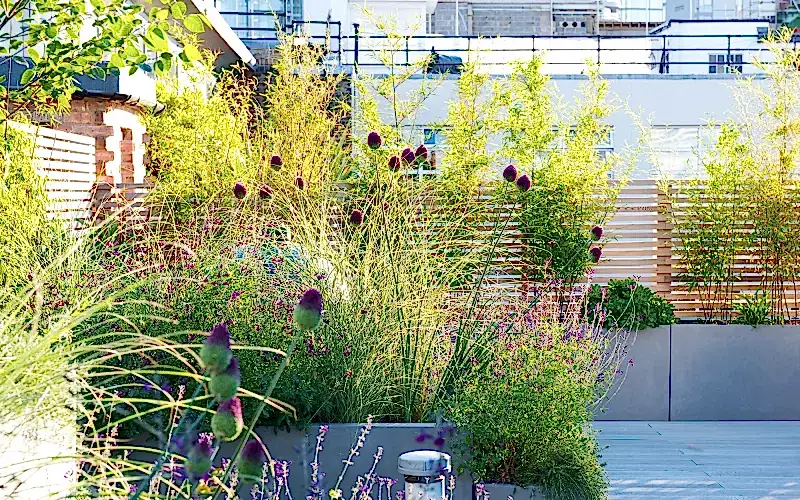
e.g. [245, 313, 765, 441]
[13, 123, 97, 230]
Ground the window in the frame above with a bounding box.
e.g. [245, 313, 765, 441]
[649, 125, 720, 178]
[423, 128, 443, 145]
[709, 53, 743, 74]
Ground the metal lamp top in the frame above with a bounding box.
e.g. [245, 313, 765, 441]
[397, 450, 452, 477]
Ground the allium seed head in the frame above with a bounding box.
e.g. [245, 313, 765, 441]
[212, 397, 244, 441]
[209, 358, 240, 401]
[201, 323, 232, 374]
[388, 156, 401, 172]
[238, 440, 267, 481]
[349, 209, 364, 225]
[270, 155, 283, 170]
[515, 174, 531, 192]
[294, 288, 323, 331]
[401, 148, 416, 165]
[367, 131, 382, 150]
[502, 164, 518, 182]
[233, 182, 247, 199]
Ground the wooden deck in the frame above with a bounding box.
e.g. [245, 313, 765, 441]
[596, 422, 800, 499]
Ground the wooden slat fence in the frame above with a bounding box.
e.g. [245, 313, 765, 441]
[13, 122, 97, 230]
[64, 175, 800, 320]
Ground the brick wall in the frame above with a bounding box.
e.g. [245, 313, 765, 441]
[431, 1, 552, 36]
[51, 98, 147, 184]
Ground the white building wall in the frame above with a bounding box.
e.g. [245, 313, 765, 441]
[366, 75, 768, 178]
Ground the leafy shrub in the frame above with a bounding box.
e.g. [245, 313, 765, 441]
[586, 278, 675, 330]
[446, 300, 612, 499]
[734, 291, 775, 327]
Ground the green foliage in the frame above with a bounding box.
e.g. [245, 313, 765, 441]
[0, 0, 204, 121]
[587, 278, 675, 330]
[446, 307, 609, 499]
[0, 126, 68, 288]
[505, 64, 623, 286]
[661, 29, 800, 322]
[733, 291, 775, 327]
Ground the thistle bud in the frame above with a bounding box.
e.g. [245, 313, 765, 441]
[209, 358, 240, 401]
[238, 440, 267, 482]
[211, 397, 244, 441]
[294, 288, 323, 331]
[185, 435, 214, 480]
[201, 323, 233, 375]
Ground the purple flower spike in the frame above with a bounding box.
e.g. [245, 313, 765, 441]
[589, 246, 603, 263]
[401, 147, 416, 165]
[367, 131, 382, 150]
[388, 156, 401, 172]
[295, 176, 305, 190]
[186, 436, 214, 480]
[212, 397, 244, 441]
[238, 440, 267, 481]
[591, 224, 604, 241]
[270, 155, 283, 170]
[349, 209, 364, 226]
[209, 358, 240, 401]
[502, 164, 517, 182]
[233, 182, 247, 200]
[294, 288, 323, 331]
[415, 145, 428, 161]
[201, 323, 233, 374]
[259, 184, 273, 200]
[516, 174, 531, 192]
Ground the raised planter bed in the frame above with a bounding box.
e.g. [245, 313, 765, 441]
[596, 324, 800, 421]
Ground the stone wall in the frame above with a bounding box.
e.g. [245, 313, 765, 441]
[431, 2, 551, 36]
[47, 98, 148, 185]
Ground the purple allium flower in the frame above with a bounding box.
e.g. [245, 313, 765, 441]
[367, 131, 382, 150]
[591, 224, 604, 241]
[259, 184, 273, 200]
[186, 436, 214, 480]
[433, 436, 445, 448]
[212, 397, 244, 441]
[295, 176, 305, 190]
[415, 430, 431, 443]
[415, 145, 428, 161]
[233, 182, 247, 200]
[294, 288, 323, 331]
[388, 156, 401, 172]
[238, 440, 267, 481]
[401, 147, 415, 165]
[502, 164, 517, 182]
[209, 358, 240, 401]
[589, 246, 603, 263]
[270, 154, 283, 170]
[201, 323, 233, 374]
[516, 174, 531, 192]
[349, 209, 364, 226]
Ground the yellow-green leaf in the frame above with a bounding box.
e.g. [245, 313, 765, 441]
[183, 44, 201, 61]
[170, 1, 186, 19]
[155, 8, 169, 20]
[183, 13, 204, 33]
[28, 48, 41, 64]
[19, 68, 35, 85]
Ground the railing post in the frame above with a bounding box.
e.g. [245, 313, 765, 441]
[353, 23, 360, 70]
[532, 34, 535, 54]
[596, 34, 601, 65]
[405, 36, 410, 66]
[726, 35, 731, 73]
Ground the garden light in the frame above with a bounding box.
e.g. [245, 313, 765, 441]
[398, 450, 451, 500]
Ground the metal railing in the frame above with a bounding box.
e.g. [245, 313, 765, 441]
[222, 18, 799, 74]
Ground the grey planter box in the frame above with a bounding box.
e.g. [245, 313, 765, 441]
[594, 324, 800, 421]
[476, 483, 546, 500]
[670, 324, 800, 420]
[595, 325, 671, 421]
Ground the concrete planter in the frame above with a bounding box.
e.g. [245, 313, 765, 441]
[476, 483, 546, 500]
[596, 324, 800, 421]
[596, 325, 671, 421]
[670, 324, 800, 420]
